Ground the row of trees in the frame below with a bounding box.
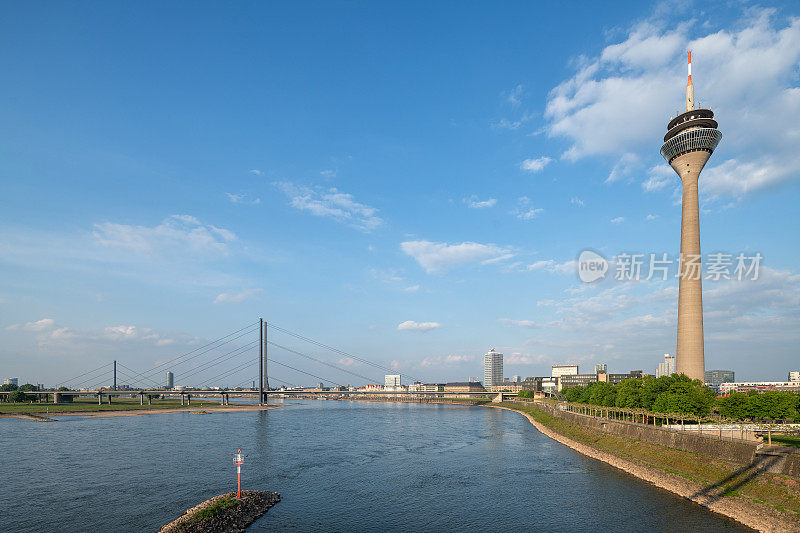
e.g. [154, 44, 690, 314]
[557, 374, 800, 420]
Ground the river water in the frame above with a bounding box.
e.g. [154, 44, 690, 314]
[0, 401, 750, 532]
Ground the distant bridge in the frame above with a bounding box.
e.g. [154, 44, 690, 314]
[2, 319, 512, 405]
[0, 388, 514, 405]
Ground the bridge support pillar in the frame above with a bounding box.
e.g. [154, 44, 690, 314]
[140, 394, 144, 405]
[98, 394, 102, 405]
[180, 394, 184, 406]
[54, 392, 60, 404]
[187, 394, 191, 406]
[148, 395, 151, 405]
[107, 394, 112, 404]
[493, 392, 505, 403]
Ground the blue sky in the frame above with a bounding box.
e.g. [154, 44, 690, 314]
[2, 0, 799, 387]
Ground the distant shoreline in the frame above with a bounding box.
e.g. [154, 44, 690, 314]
[0, 403, 286, 421]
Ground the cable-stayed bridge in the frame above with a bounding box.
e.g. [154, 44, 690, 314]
[2, 319, 507, 403]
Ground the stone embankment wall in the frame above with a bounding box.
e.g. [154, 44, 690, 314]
[529, 400, 800, 479]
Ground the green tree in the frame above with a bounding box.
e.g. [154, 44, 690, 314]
[750, 391, 797, 421]
[615, 377, 643, 408]
[19, 383, 37, 392]
[0, 382, 19, 392]
[562, 386, 585, 403]
[9, 390, 29, 402]
[57, 386, 69, 391]
[716, 392, 751, 419]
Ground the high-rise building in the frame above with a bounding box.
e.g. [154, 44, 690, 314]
[484, 349, 503, 390]
[789, 371, 799, 383]
[655, 354, 676, 378]
[165, 372, 174, 389]
[512, 375, 521, 383]
[3, 377, 19, 387]
[385, 374, 401, 388]
[660, 52, 722, 383]
[705, 370, 734, 391]
[594, 363, 607, 374]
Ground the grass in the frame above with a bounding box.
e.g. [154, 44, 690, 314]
[495, 402, 800, 520]
[0, 398, 221, 415]
[191, 496, 239, 522]
[771, 435, 800, 448]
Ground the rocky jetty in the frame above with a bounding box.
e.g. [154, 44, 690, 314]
[158, 490, 280, 533]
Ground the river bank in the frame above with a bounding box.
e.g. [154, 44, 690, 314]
[493, 402, 800, 532]
[158, 491, 280, 533]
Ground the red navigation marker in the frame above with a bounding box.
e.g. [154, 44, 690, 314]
[232, 449, 246, 498]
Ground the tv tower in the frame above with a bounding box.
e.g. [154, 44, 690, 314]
[660, 52, 722, 382]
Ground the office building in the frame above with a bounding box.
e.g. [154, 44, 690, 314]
[512, 375, 521, 383]
[484, 349, 503, 391]
[720, 381, 800, 394]
[444, 382, 485, 393]
[656, 354, 676, 378]
[166, 372, 174, 389]
[789, 371, 799, 383]
[594, 363, 607, 374]
[3, 377, 19, 387]
[385, 374, 401, 388]
[551, 365, 579, 379]
[660, 52, 722, 382]
[705, 370, 734, 391]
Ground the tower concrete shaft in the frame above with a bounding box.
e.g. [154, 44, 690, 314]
[659, 52, 722, 383]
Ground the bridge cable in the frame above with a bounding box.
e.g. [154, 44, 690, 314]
[266, 357, 345, 388]
[267, 322, 421, 383]
[121, 323, 258, 383]
[267, 341, 380, 384]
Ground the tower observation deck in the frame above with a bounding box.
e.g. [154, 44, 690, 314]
[660, 51, 722, 383]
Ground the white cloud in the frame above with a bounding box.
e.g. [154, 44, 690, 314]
[23, 318, 55, 331]
[397, 320, 441, 332]
[643, 165, 675, 192]
[420, 354, 475, 367]
[213, 289, 262, 304]
[507, 84, 524, 107]
[610, 216, 625, 224]
[249, 169, 264, 176]
[93, 215, 236, 257]
[320, 169, 337, 178]
[606, 153, 639, 183]
[545, 9, 800, 197]
[517, 208, 544, 220]
[646, 214, 659, 220]
[499, 318, 539, 328]
[403, 285, 420, 293]
[506, 353, 546, 365]
[520, 156, 553, 173]
[527, 259, 576, 274]
[225, 193, 261, 205]
[401, 240, 513, 273]
[274, 182, 383, 231]
[463, 196, 497, 209]
[570, 197, 585, 207]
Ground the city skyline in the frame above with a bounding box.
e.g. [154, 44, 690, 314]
[2, 1, 800, 386]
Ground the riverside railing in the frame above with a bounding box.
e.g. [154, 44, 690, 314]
[509, 398, 799, 446]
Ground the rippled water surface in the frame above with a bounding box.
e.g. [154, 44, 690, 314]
[0, 401, 750, 532]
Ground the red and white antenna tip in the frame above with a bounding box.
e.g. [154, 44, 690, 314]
[687, 50, 693, 85]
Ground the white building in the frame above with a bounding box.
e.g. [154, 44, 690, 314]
[551, 365, 578, 378]
[385, 374, 401, 388]
[789, 371, 800, 383]
[720, 381, 800, 394]
[656, 354, 676, 378]
[512, 375, 521, 383]
[2, 377, 18, 387]
[594, 363, 607, 373]
[484, 349, 503, 390]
